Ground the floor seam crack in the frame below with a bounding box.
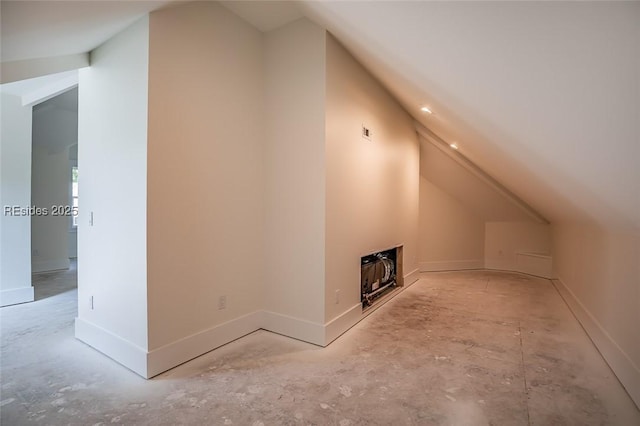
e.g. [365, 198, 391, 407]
[519, 321, 531, 426]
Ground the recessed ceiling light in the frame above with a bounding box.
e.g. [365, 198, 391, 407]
[420, 107, 432, 114]
[450, 143, 459, 150]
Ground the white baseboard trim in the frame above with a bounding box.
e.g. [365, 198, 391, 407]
[420, 260, 484, 272]
[75, 318, 148, 378]
[486, 260, 555, 280]
[261, 310, 325, 346]
[76, 268, 433, 380]
[484, 259, 512, 271]
[32, 258, 70, 274]
[0, 286, 35, 307]
[323, 268, 422, 346]
[515, 252, 553, 279]
[404, 267, 420, 286]
[147, 311, 262, 378]
[325, 303, 362, 345]
[553, 277, 640, 409]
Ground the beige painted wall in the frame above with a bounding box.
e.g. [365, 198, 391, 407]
[485, 222, 551, 272]
[263, 19, 327, 325]
[553, 223, 640, 405]
[147, 2, 265, 350]
[418, 136, 548, 272]
[419, 140, 535, 222]
[77, 16, 149, 349]
[325, 34, 420, 322]
[419, 176, 484, 271]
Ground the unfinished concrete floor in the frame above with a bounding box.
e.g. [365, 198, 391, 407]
[1, 267, 639, 425]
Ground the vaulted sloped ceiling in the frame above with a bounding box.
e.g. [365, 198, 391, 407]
[3, 1, 638, 233]
[419, 137, 541, 224]
[0, 1, 174, 82]
[1, 1, 171, 62]
[301, 1, 640, 233]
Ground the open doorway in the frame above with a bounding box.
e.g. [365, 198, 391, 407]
[30, 88, 78, 300]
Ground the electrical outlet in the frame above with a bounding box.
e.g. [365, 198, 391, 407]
[335, 289, 340, 304]
[218, 295, 227, 310]
[89, 296, 94, 310]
